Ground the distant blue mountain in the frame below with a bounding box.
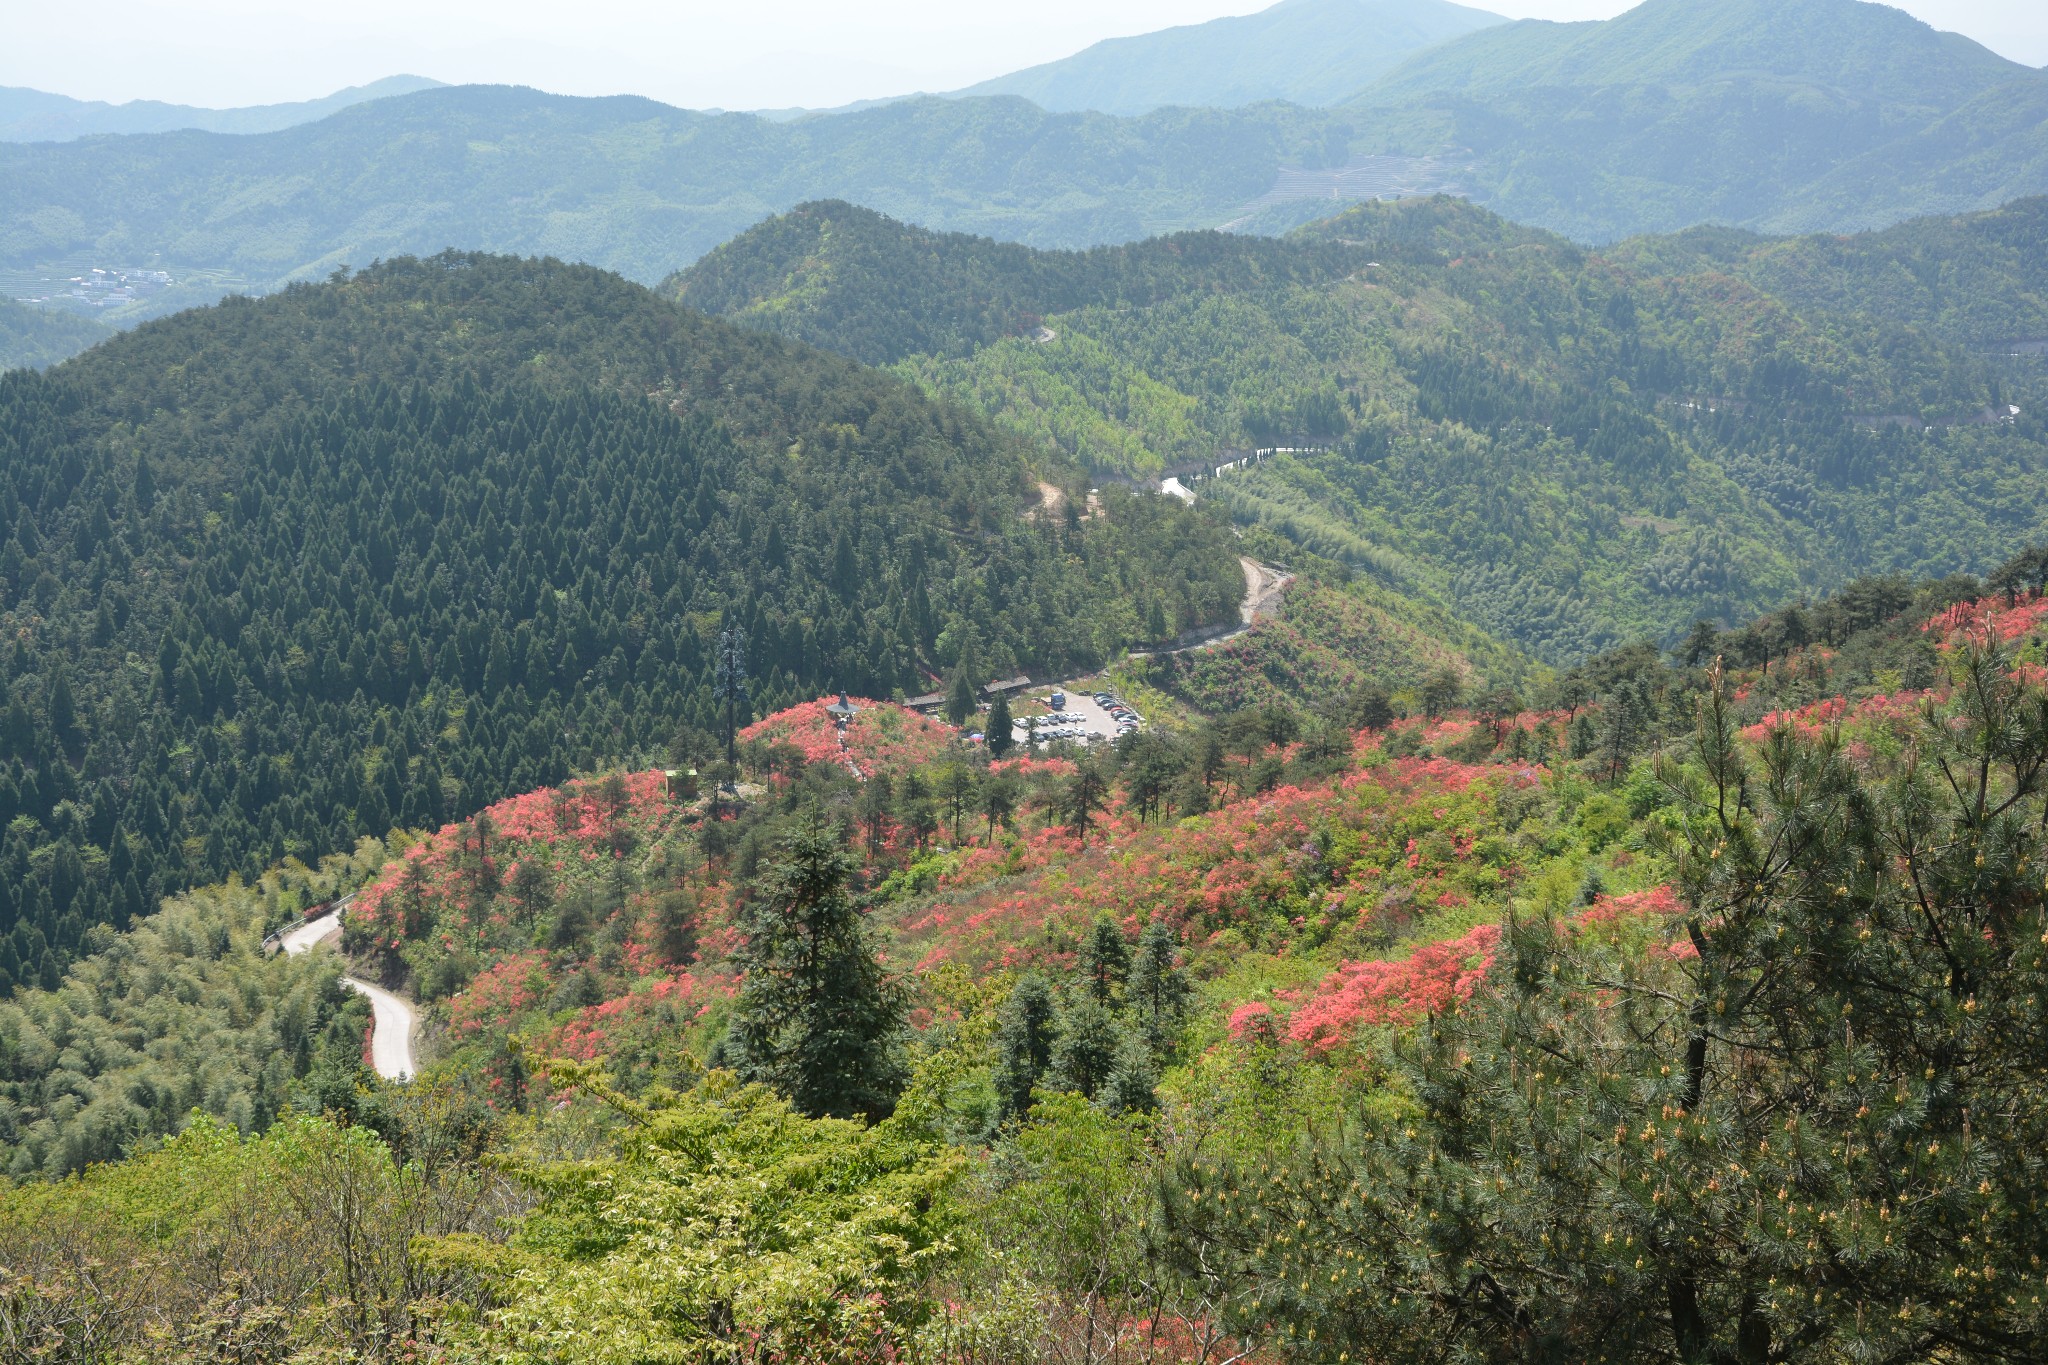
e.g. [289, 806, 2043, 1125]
[0, 75, 444, 142]
[952, 0, 1505, 115]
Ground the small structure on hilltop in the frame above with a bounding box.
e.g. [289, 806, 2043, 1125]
[826, 693, 862, 729]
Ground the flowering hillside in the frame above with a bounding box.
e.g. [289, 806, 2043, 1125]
[892, 752, 1539, 974]
[740, 697, 958, 775]
[324, 576, 2048, 1093]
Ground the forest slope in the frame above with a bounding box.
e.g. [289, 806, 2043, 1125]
[15, 553, 2047, 1361]
[673, 197, 2048, 665]
[0, 251, 1241, 997]
[0, 298, 108, 372]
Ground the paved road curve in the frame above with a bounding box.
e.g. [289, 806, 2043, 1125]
[280, 898, 418, 1081]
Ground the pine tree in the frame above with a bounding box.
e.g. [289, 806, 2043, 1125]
[992, 973, 1056, 1120]
[940, 764, 978, 844]
[1065, 758, 1108, 845]
[1126, 917, 1189, 1050]
[986, 692, 1014, 758]
[721, 813, 905, 1120]
[1420, 667, 1463, 719]
[1097, 1029, 1158, 1116]
[979, 773, 1017, 842]
[1046, 994, 1120, 1101]
[1080, 912, 1130, 1004]
[946, 668, 978, 728]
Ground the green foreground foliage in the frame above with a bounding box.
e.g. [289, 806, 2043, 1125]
[426, 1063, 961, 1364]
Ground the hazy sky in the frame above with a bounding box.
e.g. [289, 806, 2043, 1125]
[5, 0, 2043, 112]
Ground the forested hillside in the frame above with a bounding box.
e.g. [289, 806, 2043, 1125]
[1604, 194, 2048, 349]
[0, 841, 383, 1175]
[0, 252, 1241, 993]
[670, 200, 1373, 363]
[0, 297, 108, 372]
[677, 197, 2048, 668]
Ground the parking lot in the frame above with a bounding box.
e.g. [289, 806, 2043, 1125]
[1012, 686, 1143, 748]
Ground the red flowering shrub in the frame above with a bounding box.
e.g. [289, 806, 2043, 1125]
[742, 698, 957, 776]
[446, 952, 555, 1039]
[890, 751, 1531, 976]
[1227, 1001, 1277, 1043]
[1741, 691, 1933, 744]
[1283, 884, 1686, 1052]
[1287, 923, 1504, 1051]
[1924, 594, 2048, 646]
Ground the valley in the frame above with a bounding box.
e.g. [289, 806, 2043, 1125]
[4, 0, 2048, 1360]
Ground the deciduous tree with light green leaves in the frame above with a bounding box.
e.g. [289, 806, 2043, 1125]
[424, 1062, 963, 1365]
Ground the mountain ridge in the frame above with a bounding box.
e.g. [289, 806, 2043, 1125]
[953, 0, 1505, 115]
[0, 75, 444, 143]
[1339, 0, 2048, 239]
[675, 195, 2048, 663]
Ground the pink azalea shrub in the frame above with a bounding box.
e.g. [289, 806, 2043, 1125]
[741, 698, 957, 776]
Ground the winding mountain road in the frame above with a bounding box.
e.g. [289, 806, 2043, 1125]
[281, 898, 418, 1081]
[1131, 556, 1292, 658]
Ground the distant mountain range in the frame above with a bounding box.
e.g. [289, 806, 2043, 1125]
[0, 0, 2044, 333]
[1345, 0, 2048, 238]
[0, 75, 442, 142]
[0, 88, 1336, 319]
[951, 0, 1504, 115]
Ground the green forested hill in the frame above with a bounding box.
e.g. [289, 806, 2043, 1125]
[669, 200, 1373, 363]
[0, 297, 109, 371]
[1603, 195, 2048, 347]
[1360, 0, 2018, 105]
[1342, 0, 2048, 240]
[0, 252, 1242, 994]
[677, 195, 2048, 667]
[951, 0, 1504, 115]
